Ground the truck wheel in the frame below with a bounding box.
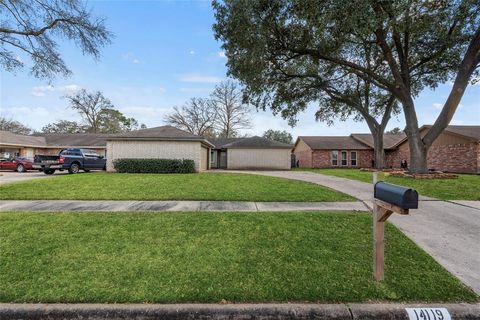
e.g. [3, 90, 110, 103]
[69, 163, 80, 174]
[44, 169, 55, 175]
[16, 164, 25, 173]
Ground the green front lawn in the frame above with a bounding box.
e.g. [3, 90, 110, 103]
[0, 212, 476, 303]
[0, 172, 353, 202]
[297, 168, 480, 200]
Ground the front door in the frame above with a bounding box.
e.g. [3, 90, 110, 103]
[219, 150, 227, 169]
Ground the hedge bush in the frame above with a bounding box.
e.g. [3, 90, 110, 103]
[113, 158, 195, 174]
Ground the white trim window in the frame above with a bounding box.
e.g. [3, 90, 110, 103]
[351, 151, 357, 166]
[341, 151, 348, 166]
[331, 150, 338, 166]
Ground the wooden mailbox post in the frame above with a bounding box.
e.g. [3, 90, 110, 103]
[372, 172, 418, 281]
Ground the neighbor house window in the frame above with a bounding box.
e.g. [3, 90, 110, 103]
[351, 151, 357, 166]
[331, 151, 338, 166]
[341, 151, 348, 166]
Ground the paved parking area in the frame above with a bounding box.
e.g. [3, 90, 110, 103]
[0, 171, 69, 185]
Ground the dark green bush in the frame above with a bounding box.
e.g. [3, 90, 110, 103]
[113, 158, 195, 174]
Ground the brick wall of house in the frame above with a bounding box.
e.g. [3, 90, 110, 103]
[427, 143, 478, 173]
[478, 143, 480, 173]
[311, 149, 374, 168]
[386, 142, 479, 173]
[385, 148, 410, 168]
[293, 139, 312, 167]
[311, 150, 330, 167]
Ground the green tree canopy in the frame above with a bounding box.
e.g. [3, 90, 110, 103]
[41, 120, 86, 134]
[213, 0, 480, 172]
[0, 117, 32, 134]
[0, 0, 112, 79]
[263, 129, 293, 144]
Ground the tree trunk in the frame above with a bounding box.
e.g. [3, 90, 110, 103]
[372, 133, 385, 169]
[364, 119, 387, 169]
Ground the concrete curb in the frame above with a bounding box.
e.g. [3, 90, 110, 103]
[0, 303, 479, 320]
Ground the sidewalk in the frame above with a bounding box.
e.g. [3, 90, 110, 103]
[0, 200, 368, 212]
[230, 170, 480, 295]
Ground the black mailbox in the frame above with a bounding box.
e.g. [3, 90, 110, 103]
[374, 182, 418, 209]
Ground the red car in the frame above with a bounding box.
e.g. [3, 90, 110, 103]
[0, 157, 33, 172]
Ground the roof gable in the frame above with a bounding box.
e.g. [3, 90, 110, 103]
[109, 125, 203, 139]
[395, 125, 480, 147]
[426, 125, 480, 141]
[350, 133, 406, 150]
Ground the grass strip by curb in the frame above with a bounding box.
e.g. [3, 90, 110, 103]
[0, 211, 476, 303]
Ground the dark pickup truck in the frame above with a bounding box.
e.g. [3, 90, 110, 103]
[33, 148, 107, 175]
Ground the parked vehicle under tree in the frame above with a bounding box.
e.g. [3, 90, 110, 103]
[33, 149, 106, 175]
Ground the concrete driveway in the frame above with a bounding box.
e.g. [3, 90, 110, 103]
[0, 171, 70, 185]
[232, 170, 480, 295]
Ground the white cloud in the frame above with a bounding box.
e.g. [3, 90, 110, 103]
[177, 73, 224, 84]
[217, 51, 226, 58]
[432, 103, 443, 110]
[31, 85, 54, 97]
[189, 50, 195, 55]
[122, 52, 142, 64]
[31, 84, 82, 97]
[60, 84, 82, 95]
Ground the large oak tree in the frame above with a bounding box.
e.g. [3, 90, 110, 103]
[213, 0, 480, 173]
[0, 0, 112, 79]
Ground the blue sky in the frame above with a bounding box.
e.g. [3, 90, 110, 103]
[1, 0, 479, 137]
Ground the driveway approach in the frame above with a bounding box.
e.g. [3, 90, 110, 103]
[0, 171, 71, 185]
[232, 170, 480, 295]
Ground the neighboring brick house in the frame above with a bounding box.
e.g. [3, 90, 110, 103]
[293, 136, 376, 168]
[293, 125, 480, 173]
[388, 125, 480, 174]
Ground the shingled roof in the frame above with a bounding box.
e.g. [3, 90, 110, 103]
[208, 137, 241, 149]
[107, 125, 214, 147]
[427, 125, 480, 141]
[220, 136, 292, 149]
[0, 131, 46, 147]
[40, 133, 113, 147]
[351, 133, 406, 150]
[298, 136, 372, 150]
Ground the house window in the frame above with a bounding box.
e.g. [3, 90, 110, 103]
[331, 151, 338, 166]
[341, 151, 348, 166]
[351, 151, 357, 166]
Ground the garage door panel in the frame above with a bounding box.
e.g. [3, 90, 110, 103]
[227, 149, 290, 170]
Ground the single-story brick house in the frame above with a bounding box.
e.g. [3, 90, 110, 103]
[294, 135, 377, 168]
[293, 125, 479, 173]
[388, 125, 480, 173]
[209, 136, 292, 170]
[106, 126, 214, 172]
[0, 130, 108, 159]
